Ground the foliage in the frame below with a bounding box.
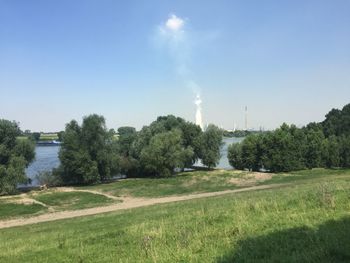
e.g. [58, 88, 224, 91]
[31, 132, 41, 141]
[199, 124, 223, 169]
[140, 129, 194, 177]
[0, 119, 35, 195]
[35, 171, 62, 187]
[227, 143, 244, 170]
[228, 103, 350, 172]
[57, 131, 64, 142]
[338, 135, 350, 167]
[322, 103, 350, 137]
[58, 115, 120, 185]
[125, 115, 219, 177]
[55, 114, 221, 181]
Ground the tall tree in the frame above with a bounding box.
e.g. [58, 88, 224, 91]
[322, 135, 340, 168]
[199, 124, 223, 169]
[140, 129, 193, 177]
[227, 143, 244, 170]
[58, 115, 119, 185]
[0, 119, 35, 194]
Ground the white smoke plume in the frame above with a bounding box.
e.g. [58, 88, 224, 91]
[155, 14, 203, 129]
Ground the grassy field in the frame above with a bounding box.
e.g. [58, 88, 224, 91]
[0, 199, 47, 220]
[78, 168, 350, 198]
[260, 168, 350, 185]
[0, 172, 349, 262]
[77, 170, 258, 198]
[16, 136, 30, 140]
[0, 190, 118, 220]
[39, 133, 59, 141]
[30, 191, 117, 211]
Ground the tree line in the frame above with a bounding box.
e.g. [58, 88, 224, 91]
[228, 103, 350, 172]
[54, 115, 223, 185]
[0, 115, 223, 193]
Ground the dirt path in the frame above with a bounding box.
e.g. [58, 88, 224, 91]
[0, 184, 287, 229]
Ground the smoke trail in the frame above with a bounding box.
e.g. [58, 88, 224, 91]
[155, 14, 203, 129]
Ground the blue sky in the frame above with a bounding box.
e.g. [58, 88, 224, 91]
[1, 0, 349, 131]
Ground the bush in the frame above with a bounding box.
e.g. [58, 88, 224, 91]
[35, 171, 62, 187]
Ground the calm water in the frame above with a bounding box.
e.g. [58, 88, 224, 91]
[25, 146, 60, 186]
[25, 137, 244, 186]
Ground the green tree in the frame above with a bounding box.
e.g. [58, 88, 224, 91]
[116, 126, 138, 176]
[140, 129, 194, 177]
[57, 131, 64, 142]
[304, 126, 325, 168]
[339, 135, 350, 167]
[199, 124, 223, 169]
[31, 132, 41, 141]
[241, 135, 260, 171]
[130, 115, 203, 175]
[117, 126, 137, 156]
[0, 119, 35, 194]
[58, 115, 119, 185]
[322, 104, 350, 137]
[179, 121, 202, 166]
[322, 135, 340, 168]
[263, 124, 307, 172]
[227, 143, 244, 170]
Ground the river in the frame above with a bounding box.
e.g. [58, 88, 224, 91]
[25, 137, 244, 186]
[25, 146, 60, 186]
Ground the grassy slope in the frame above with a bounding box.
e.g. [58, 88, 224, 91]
[1, 175, 350, 262]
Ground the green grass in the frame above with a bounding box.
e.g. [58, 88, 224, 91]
[79, 168, 350, 198]
[16, 136, 29, 140]
[31, 191, 117, 211]
[0, 175, 350, 262]
[78, 170, 247, 198]
[0, 199, 46, 220]
[260, 168, 350, 185]
[39, 133, 58, 141]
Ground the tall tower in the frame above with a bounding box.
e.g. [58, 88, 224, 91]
[244, 106, 248, 131]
